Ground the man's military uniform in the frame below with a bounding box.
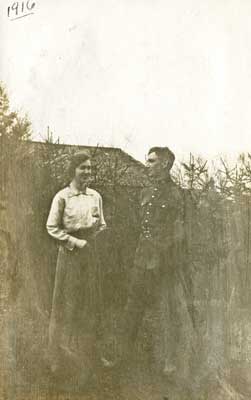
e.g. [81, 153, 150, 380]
[121, 176, 186, 366]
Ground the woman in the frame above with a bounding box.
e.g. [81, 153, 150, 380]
[46, 150, 106, 381]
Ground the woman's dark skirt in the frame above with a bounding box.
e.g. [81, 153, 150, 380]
[48, 235, 102, 382]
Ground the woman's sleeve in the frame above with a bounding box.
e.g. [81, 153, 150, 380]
[98, 194, 107, 231]
[46, 193, 80, 250]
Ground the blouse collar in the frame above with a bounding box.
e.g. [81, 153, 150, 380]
[68, 182, 93, 197]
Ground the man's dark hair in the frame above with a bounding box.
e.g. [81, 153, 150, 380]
[148, 146, 175, 169]
[68, 150, 91, 178]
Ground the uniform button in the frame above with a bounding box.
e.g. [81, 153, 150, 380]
[149, 203, 152, 206]
[152, 195, 155, 198]
[146, 211, 150, 214]
[145, 220, 148, 223]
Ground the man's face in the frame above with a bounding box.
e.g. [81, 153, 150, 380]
[145, 151, 169, 179]
[74, 160, 92, 186]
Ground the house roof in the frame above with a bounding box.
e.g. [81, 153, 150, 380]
[23, 140, 148, 187]
[26, 140, 143, 166]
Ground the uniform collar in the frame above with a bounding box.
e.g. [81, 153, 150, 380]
[149, 175, 174, 191]
[68, 182, 93, 197]
[144, 176, 176, 200]
[156, 174, 173, 186]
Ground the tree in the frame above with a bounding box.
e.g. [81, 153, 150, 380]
[0, 83, 32, 302]
[0, 82, 31, 205]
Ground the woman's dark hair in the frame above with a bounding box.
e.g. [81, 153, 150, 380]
[68, 150, 91, 178]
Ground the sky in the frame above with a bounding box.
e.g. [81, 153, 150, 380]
[1, 0, 251, 163]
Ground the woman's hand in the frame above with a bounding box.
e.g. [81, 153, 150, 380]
[75, 239, 87, 249]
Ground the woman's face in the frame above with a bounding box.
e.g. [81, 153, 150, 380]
[74, 160, 92, 186]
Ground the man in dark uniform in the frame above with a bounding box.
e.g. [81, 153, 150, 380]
[118, 146, 187, 373]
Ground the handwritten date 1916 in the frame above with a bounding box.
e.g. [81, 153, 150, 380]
[7, 1, 36, 20]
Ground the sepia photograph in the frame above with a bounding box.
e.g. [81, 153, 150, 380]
[1, 1, 251, 399]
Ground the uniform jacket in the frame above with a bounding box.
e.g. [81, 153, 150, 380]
[135, 177, 185, 272]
